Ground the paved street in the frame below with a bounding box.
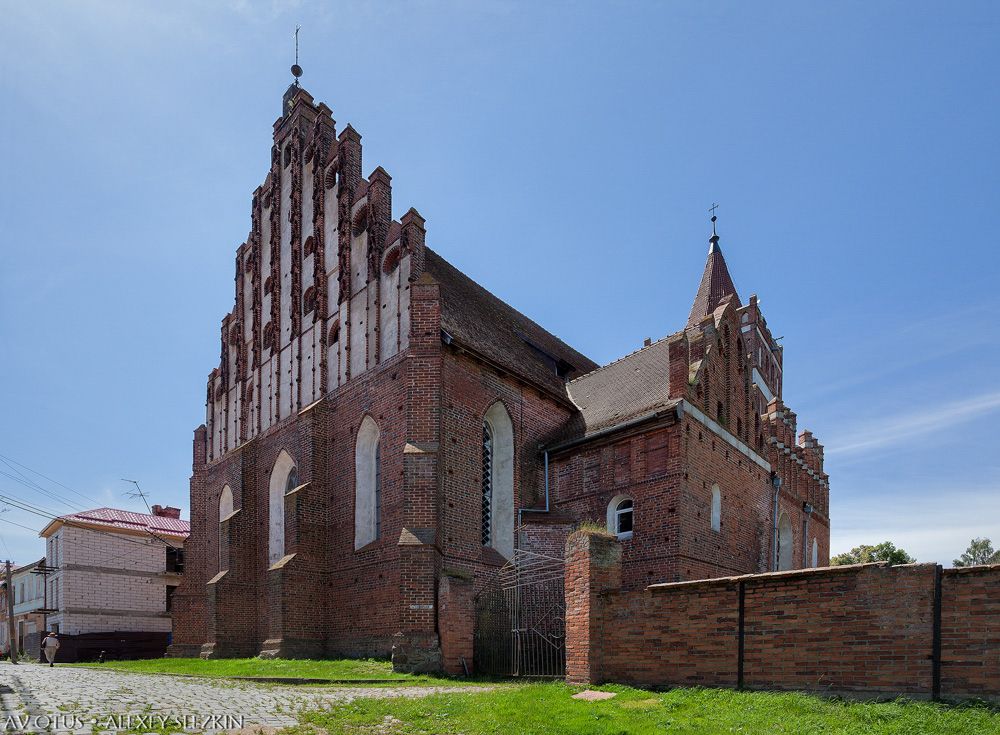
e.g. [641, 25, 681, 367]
[0, 661, 469, 733]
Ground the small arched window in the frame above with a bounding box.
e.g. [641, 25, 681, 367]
[218, 485, 233, 573]
[710, 485, 721, 532]
[354, 417, 381, 550]
[607, 495, 634, 540]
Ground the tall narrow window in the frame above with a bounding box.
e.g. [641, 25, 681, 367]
[777, 513, 794, 571]
[268, 450, 296, 566]
[811, 538, 819, 568]
[481, 424, 493, 546]
[218, 485, 233, 573]
[355, 417, 381, 549]
[710, 485, 721, 532]
[482, 402, 515, 559]
[374, 442, 382, 540]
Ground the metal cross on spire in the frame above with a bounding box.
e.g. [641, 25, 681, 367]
[291, 25, 303, 86]
[709, 202, 719, 236]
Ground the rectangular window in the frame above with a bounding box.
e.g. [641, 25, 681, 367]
[166, 547, 185, 574]
[165, 585, 177, 612]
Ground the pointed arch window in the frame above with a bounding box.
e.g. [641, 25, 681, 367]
[482, 402, 515, 559]
[218, 485, 233, 573]
[355, 417, 381, 549]
[268, 451, 296, 566]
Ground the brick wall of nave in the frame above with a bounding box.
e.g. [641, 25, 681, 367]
[437, 348, 579, 588]
[178, 351, 412, 657]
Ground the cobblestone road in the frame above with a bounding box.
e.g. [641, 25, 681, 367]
[0, 661, 473, 733]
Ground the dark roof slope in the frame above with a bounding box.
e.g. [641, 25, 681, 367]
[687, 238, 741, 326]
[565, 337, 679, 438]
[424, 248, 597, 397]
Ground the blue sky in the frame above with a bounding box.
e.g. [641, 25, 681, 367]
[1, 1, 998, 566]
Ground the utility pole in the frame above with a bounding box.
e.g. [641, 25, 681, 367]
[5, 561, 17, 664]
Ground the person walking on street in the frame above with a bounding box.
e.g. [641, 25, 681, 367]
[41, 632, 59, 667]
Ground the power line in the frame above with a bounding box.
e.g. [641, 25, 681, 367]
[0, 465, 83, 513]
[0, 452, 104, 507]
[0, 491, 182, 550]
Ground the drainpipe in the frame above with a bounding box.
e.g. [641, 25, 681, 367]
[770, 472, 782, 571]
[802, 502, 814, 567]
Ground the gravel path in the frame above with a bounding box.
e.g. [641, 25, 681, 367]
[0, 661, 477, 733]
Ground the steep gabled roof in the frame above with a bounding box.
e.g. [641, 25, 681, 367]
[41, 507, 190, 539]
[424, 248, 598, 398]
[687, 236, 741, 326]
[563, 336, 680, 440]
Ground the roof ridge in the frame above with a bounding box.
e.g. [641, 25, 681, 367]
[568, 331, 679, 385]
[425, 247, 596, 369]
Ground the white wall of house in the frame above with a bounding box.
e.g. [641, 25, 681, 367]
[45, 525, 183, 636]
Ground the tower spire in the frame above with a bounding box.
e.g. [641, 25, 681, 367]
[687, 205, 741, 326]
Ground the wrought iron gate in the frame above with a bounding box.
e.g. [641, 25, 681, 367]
[473, 549, 566, 677]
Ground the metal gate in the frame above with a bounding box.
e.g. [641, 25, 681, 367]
[473, 549, 566, 677]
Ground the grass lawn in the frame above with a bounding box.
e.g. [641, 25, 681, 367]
[68, 657, 461, 685]
[289, 682, 1000, 735]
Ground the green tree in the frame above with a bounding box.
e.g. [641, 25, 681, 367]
[953, 537, 1000, 567]
[830, 541, 916, 566]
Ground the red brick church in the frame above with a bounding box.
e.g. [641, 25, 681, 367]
[168, 79, 830, 672]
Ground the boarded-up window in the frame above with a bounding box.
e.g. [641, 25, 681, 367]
[583, 454, 601, 493]
[614, 441, 631, 485]
[646, 431, 669, 477]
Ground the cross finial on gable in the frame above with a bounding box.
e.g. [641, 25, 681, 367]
[709, 202, 719, 237]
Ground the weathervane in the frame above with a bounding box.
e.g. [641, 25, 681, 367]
[709, 202, 719, 236]
[291, 25, 303, 86]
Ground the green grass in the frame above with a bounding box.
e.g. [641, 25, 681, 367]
[288, 682, 1000, 735]
[68, 656, 460, 685]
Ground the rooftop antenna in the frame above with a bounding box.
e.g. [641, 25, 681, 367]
[121, 478, 152, 514]
[709, 202, 719, 237]
[291, 25, 303, 86]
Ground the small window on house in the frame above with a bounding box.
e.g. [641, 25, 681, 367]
[607, 496, 634, 540]
[303, 236, 315, 256]
[711, 485, 721, 532]
[329, 321, 340, 344]
[811, 538, 819, 567]
[283, 145, 292, 167]
[166, 547, 185, 574]
[165, 584, 177, 612]
[717, 401, 725, 424]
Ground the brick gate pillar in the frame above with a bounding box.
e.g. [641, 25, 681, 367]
[565, 530, 622, 685]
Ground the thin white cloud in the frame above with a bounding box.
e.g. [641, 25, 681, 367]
[826, 390, 1000, 456]
[831, 482, 1000, 564]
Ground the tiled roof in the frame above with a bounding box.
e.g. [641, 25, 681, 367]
[687, 238, 741, 326]
[424, 248, 598, 397]
[565, 337, 680, 439]
[56, 507, 190, 538]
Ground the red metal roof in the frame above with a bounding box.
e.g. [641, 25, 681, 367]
[57, 507, 189, 538]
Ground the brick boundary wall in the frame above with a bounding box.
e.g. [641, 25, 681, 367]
[565, 530, 999, 701]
